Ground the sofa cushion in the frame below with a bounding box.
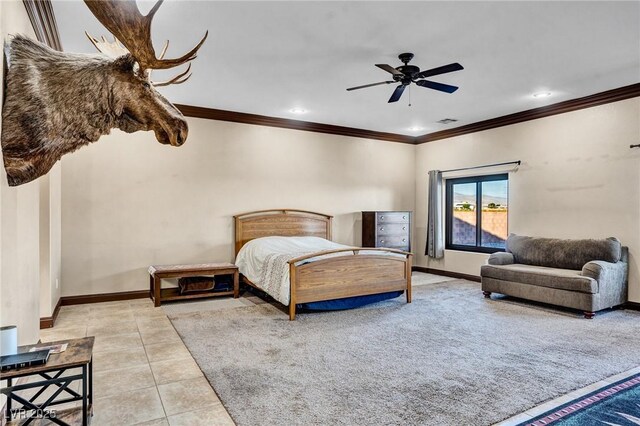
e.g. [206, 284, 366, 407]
[481, 264, 598, 294]
[488, 252, 514, 265]
[506, 234, 621, 270]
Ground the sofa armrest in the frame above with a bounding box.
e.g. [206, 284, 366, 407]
[582, 260, 628, 287]
[488, 252, 514, 265]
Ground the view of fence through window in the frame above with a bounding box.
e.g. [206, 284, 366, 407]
[450, 177, 508, 249]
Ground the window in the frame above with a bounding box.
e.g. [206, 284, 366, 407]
[445, 173, 508, 253]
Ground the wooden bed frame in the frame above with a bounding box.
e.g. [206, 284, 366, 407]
[234, 209, 412, 320]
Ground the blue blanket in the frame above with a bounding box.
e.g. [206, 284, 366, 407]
[298, 291, 403, 311]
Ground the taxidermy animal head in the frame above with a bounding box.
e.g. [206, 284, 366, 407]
[1, 0, 207, 186]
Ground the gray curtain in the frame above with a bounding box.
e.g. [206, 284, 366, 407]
[425, 170, 444, 258]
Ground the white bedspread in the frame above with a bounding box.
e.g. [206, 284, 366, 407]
[235, 236, 355, 306]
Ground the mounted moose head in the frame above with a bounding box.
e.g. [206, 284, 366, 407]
[1, 0, 207, 186]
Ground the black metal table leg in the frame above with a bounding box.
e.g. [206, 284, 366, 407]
[88, 358, 93, 415]
[6, 378, 12, 422]
[81, 364, 88, 426]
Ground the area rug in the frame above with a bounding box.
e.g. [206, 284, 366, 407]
[520, 372, 640, 426]
[167, 279, 640, 426]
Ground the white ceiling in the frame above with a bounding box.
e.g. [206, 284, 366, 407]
[52, 1, 640, 136]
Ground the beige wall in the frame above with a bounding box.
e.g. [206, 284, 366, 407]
[415, 98, 640, 302]
[61, 118, 416, 296]
[0, 1, 42, 346]
[60, 98, 640, 303]
[39, 164, 62, 317]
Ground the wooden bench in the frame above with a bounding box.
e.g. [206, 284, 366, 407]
[148, 263, 239, 307]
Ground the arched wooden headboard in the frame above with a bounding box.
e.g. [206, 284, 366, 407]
[233, 209, 333, 255]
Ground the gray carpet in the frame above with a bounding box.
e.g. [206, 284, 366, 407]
[167, 279, 640, 426]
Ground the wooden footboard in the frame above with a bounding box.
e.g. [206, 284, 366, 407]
[287, 248, 412, 320]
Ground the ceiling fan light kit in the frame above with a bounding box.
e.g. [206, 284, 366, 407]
[347, 53, 463, 103]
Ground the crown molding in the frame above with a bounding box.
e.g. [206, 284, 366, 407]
[23, 0, 62, 51]
[176, 104, 417, 145]
[416, 83, 640, 144]
[178, 82, 639, 146]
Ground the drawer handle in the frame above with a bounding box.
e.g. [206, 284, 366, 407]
[380, 227, 384, 231]
[380, 240, 385, 243]
[402, 238, 406, 242]
[380, 216, 384, 220]
[402, 216, 406, 219]
[402, 227, 406, 230]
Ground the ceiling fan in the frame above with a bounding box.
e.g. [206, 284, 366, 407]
[347, 53, 463, 103]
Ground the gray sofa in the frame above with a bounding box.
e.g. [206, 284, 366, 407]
[481, 234, 628, 318]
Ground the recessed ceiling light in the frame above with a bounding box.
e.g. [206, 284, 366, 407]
[289, 108, 307, 114]
[532, 92, 552, 98]
[408, 126, 424, 132]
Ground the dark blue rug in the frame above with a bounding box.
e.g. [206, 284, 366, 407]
[519, 372, 640, 426]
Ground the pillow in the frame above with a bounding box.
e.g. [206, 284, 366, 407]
[506, 234, 621, 270]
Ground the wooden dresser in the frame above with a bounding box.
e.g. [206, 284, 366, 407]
[362, 211, 411, 252]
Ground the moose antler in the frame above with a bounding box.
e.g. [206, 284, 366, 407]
[86, 32, 187, 86]
[152, 64, 192, 87]
[147, 40, 192, 87]
[85, 33, 128, 58]
[84, 0, 208, 71]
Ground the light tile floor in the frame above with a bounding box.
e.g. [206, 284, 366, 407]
[32, 298, 237, 426]
[10, 273, 635, 426]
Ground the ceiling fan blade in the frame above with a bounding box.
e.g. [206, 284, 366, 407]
[388, 84, 406, 103]
[415, 79, 459, 93]
[376, 64, 404, 76]
[416, 62, 464, 79]
[346, 81, 394, 91]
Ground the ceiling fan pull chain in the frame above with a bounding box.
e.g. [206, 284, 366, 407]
[408, 85, 412, 107]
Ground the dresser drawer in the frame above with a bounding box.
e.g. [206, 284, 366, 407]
[376, 223, 409, 236]
[376, 212, 410, 224]
[377, 235, 409, 247]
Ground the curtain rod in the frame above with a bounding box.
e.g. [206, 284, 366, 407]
[440, 160, 521, 174]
